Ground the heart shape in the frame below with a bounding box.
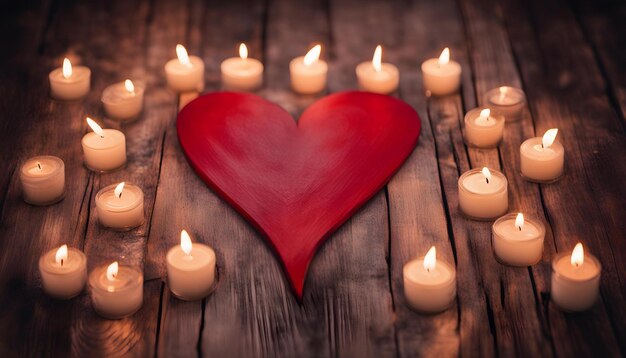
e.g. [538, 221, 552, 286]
[177, 91, 421, 298]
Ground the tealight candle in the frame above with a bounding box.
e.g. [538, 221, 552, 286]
[458, 167, 508, 220]
[81, 117, 127, 172]
[464, 108, 505, 148]
[20, 156, 65, 205]
[49, 58, 91, 101]
[38, 244, 87, 299]
[403, 246, 456, 313]
[492, 213, 545, 266]
[289, 44, 328, 94]
[95, 182, 144, 231]
[356, 45, 399, 94]
[101, 79, 145, 121]
[221, 43, 264, 92]
[551, 243, 601, 311]
[520, 128, 564, 183]
[165, 44, 205, 92]
[89, 262, 143, 319]
[166, 230, 217, 300]
[484, 86, 526, 121]
[421, 48, 462, 96]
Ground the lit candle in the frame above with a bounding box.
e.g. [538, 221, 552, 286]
[520, 128, 564, 183]
[164, 44, 205, 92]
[38, 244, 87, 299]
[89, 261, 144, 319]
[19, 156, 65, 206]
[95, 182, 144, 231]
[355, 45, 399, 94]
[403, 246, 456, 313]
[551, 243, 601, 311]
[81, 117, 127, 172]
[289, 44, 328, 94]
[464, 108, 505, 148]
[101, 79, 145, 121]
[484, 86, 526, 121]
[166, 230, 217, 300]
[458, 167, 508, 220]
[492, 213, 545, 266]
[421, 48, 462, 96]
[221, 43, 264, 92]
[49, 58, 91, 101]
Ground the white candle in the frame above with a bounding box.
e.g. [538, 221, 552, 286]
[356, 45, 399, 94]
[89, 262, 143, 319]
[464, 108, 505, 148]
[551, 243, 601, 311]
[166, 230, 217, 301]
[403, 246, 456, 313]
[484, 86, 525, 121]
[421, 48, 462, 96]
[492, 213, 545, 266]
[81, 117, 126, 172]
[95, 182, 144, 231]
[20, 156, 65, 206]
[520, 128, 564, 183]
[289, 44, 328, 95]
[165, 44, 205, 92]
[38, 244, 87, 299]
[101, 79, 145, 121]
[49, 58, 91, 101]
[221, 43, 264, 92]
[458, 167, 508, 220]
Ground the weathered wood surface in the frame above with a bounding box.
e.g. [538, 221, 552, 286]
[0, 0, 624, 357]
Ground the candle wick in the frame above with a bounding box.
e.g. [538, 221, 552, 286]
[118, 192, 122, 199]
[518, 226, 522, 231]
[61, 258, 64, 267]
[485, 178, 490, 184]
[37, 163, 42, 170]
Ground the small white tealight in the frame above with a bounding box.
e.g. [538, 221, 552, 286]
[290, 44, 328, 94]
[95, 182, 144, 231]
[355, 45, 399, 94]
[221, 43, 264, 92]
[81, 117, 127, 172]
[421, 48, 462, 96]
[49, 58, 91, 101]
[492, 213, 545, 266]
[464, 108, 505, 148]
[165, 44, 205, 92]
[520, 128, 564, 183]
[89, 261, 144, 319]
[20, 156, 65, 206]
[39, 244, 87, 299]
[101, 79, 145, 121]
[166, 230, 217, 300]
[458, 167, 508, 220]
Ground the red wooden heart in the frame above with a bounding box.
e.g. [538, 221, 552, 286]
[177, 91, 420, 298]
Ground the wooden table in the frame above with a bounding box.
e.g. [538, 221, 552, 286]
[1, 0, 624, 356]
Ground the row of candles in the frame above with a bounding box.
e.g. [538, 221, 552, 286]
[23, 43, 597, 319]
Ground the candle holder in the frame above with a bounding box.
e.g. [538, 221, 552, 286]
[520, 137, 564, 183]
[95, 183, 145, 231]
[89, 264, 143, 319]
[20, 156, 66, 206]
[101, 81, 145, 122]
[39, 247, 87, 299]
[403, 257, 456, 313]
[483, 86, 526, 122]
[492, 213, 545, 266]
[81, 128, 127, 173]
[463, 108, 505, 149]
[458, 168, 508, 221]
[551, 251, 601, 312]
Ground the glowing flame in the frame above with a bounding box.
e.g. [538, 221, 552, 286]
[176, 44, 191, 66]
[114, 182, 125, 198]
[482, 167, 492, 184]
[55, 244, 68, 265]
[106, 261, 118, 281]
[372, 45, 382, 73]
[239, 43, 248, 60]
[515, 213, 524, 231]
[304, 44, 321, 66]
[86, 117, 104, 138]
[571, 243, 584, 267]
[438, 47, 450, 66]
[423, 246, 437, 272]
[181, 229, 192, 255]
[542, 128, 558, 148]
[499, 86, 508, 101]
[62, 58, 72, 79]
[480, 108, 491, 120]
[125, 79, 135, 93]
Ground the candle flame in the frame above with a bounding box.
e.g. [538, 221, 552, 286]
[239, 43, 248, 60]
[542, 128, 558, 148]
[372, 45, 382, 73]
[482, 167, 492, 184]
[125, 79, 135, 93]
[304, 44, 321, 66]
[515, 213, 524, 231]
[181, 229, 192, 255]
[438, 47, 450, 66]
[423, 246, 437, 271]
[106, 261, 118, 281]
[499, 86, 508, 101]
[86, 117, 104, 138]
[114, 182, 125, 198]
[480, 108, 491, 120]
[55, 244, 68, 265]
[62, 58, 72, 79]
[571, 243, 584, 267]
[176, 44, 191, 67]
